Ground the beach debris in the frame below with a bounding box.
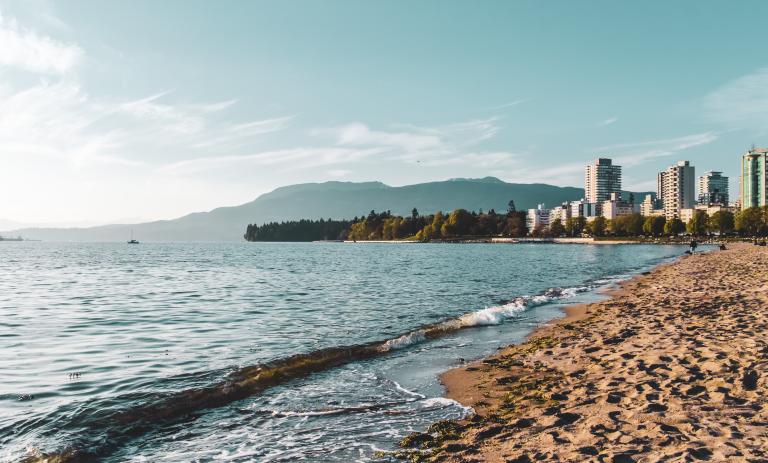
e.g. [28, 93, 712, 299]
[742, 369, 759, 391]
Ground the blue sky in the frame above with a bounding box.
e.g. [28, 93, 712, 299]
[1, 0, 767, 224]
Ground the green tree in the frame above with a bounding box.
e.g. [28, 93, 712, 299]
[707, 210, 734, 235]
[642, 216, 654, 236]
[608, 215, 641, 236]
[565, 216, 586, 236]
[530, 223, 550, 238]
[686, 210, 709, 236]
[441, 209, 475, 237]
[504, 212, 528, 237]
[586, 216, 607, 237]
[607, 218, 620, 236]
[549, 218, 565, 236]
[507, 200, 516, 214]
[625, 213, 644, 236]
[664, 217, 685, 236]
[735, 207, 764, 236]
[475, 213, 499, 236]
[643, 216, 666, 236]
[347, 220, 369, 241]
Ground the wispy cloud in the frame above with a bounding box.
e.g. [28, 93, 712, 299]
[484, 99, 529, 111]
[158, 147, 387, 176]
[599, 132, 718, 167]
[0, 7, 294, 172]
[597, 117, 618, 127]
[704, 67, 768, 131]
[0, 81, 133, 166]
[436, 118, 501, 145]
[506, 161, 585, 186]
[419, 151, 519, 168]
[327, 169, 351, 177]
[0, 79, 293, 168]
[164, 116, 517, 178]
[0, 9, 82, 74]
[190, 116, 295, 149]
[323, 122, 443, 152]
[315, 117, 504, 163]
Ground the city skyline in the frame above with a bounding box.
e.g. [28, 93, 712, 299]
[3, 1, 768, 225]
[526, 155, 742, 232]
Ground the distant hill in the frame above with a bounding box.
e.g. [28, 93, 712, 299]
[3, 177, 651, 242]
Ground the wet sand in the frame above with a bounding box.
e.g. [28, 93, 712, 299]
[399, 244, 768, 462]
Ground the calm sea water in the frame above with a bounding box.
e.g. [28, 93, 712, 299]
[0, 242, 688, 462]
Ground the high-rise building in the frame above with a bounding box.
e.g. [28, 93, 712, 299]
[585, 158, 622, 204]
[698, 171, 729, 206]
[658, 161, 695, 219]
[740, 148, 768, 210]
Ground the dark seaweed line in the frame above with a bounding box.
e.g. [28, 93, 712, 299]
[20, 316, 472, 462]
[20, 281, 604, 463]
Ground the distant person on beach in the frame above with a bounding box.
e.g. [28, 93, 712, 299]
[719, 243, 727, 250]
[690, 240, 698, 253]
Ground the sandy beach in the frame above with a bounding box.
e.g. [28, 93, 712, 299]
[398, 243, 768, 462]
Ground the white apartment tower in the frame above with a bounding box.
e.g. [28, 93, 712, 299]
[585, 158, 622, 203]
[658, 161, 695, 219]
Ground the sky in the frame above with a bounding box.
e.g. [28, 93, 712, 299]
[1, 0, 768, 225]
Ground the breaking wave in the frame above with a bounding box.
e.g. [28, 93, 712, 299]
[23, 282, 596, 463]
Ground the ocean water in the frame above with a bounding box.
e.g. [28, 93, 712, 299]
[0, 242, 689, 462]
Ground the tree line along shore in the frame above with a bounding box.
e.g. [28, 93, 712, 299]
[244, 205, 768, 242]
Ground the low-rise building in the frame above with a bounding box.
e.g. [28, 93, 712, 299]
[680, 204, 737, 223]
[550, 202, 571, 223]
[601, 192, 638, 220]
[680, 208, 695, 224]
[640, 194, 664, 217]
[527, 204, 551, 231]
[569, 200, 598, 219]
[696, 204, 736, 216]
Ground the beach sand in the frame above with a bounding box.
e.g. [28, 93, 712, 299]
[399, 243, 768, 462]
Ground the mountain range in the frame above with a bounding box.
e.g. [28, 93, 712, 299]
[2, 177, 650, 242]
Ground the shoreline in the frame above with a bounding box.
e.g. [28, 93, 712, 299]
[440, 257, 677, 417]
[398, 243, 768, 461]
[339, 238, 732, 245]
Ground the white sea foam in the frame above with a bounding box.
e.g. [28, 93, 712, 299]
[378, 284, 593, 354]
[271, 405, 376, 417]
[378, 330, 427, 352]
[456, 299, 527, 327]
[389, 379, 426, 399]
[420, 397, 474, 415]
[453, 285, 593, 328]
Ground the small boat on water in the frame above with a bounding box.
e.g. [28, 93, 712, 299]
[127, 229, 140, 244]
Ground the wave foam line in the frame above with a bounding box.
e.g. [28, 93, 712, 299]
[24, 285, 589, 463]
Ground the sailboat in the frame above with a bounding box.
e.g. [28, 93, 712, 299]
[127, 229, 140, 244]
